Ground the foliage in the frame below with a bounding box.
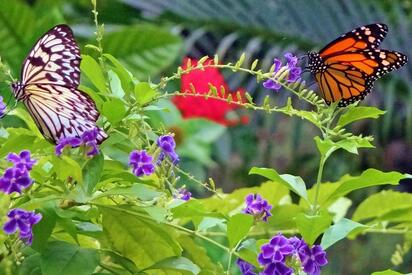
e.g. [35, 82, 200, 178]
[0, 1, 410, 275]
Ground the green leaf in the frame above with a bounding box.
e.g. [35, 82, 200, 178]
[40, 241, 99, 275]
[80, 55, 107, 93]
[371, 270, 405, 275]
[108, 70, 125, 98]
[96, 183, 162, 201]
[337, 106, 385, 127]
[32, 207, 57, 253]
[315, 137, 339, 159]
[352, 190, 412, 222]
[0, 130, 37, 158]
[237, 239, 259, 267]
[324, 169, 409, 204]
[82, 154, 104, 195]
[9, 108, 43, 138]
[201, 181, 290, 215]
[315, 136, 374, 157]
[135, 82, 157, 105]
[177, 235, 225, 274]
[18, 253, 42, 275]
[249, 167, 308, 202]
[295, 211, 332, 245]
[142, 256, 200, 274]
[320, 218, 367, 249]
[102, 24, 182, 79]
[227, 214, 254, 248]
[103, 53, 134, 93]
[100, 206, 182, 269]
[101, 98, 127, 123]
[0, 0, 36, 72]
[52, 155, 82, 184]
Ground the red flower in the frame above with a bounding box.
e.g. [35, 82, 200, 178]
[172, 57, 249, 126]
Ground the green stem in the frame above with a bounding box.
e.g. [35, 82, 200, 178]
[311, 154, 326, 215]
[226, 238, 245, 275]
[92, 204, 235, 255]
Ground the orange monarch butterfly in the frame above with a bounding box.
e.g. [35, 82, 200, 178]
[307, 23, 407, 107]
[10, 24, 107, 144]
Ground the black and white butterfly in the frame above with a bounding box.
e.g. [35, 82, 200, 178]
[10, 24, 107, 144]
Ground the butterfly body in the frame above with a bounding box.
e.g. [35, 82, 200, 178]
[308, 23, 407, 107]
[11, 24, 107, 144]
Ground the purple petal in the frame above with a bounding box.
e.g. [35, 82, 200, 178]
[3, 220, 17, 234]
[6, 153, 20, 164]
[257, 253, 272, 266]
[273, 58, 282, 72]
[263, 79, 281, 91]
[29, 213, 42, 225]
[284, 52, 298, 67]
[261, 244, 275, 258]
[273, 250, 284, 261]
[3, 168, 15, 179]
[16, 176, 32, 188]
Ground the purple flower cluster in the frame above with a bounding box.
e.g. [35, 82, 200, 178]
[0, 150, 36, 194]
[263, 52, 302, 91]
[55, 128, 100, 157]
[243, 194, 272, 222]
[236, 258, 257, 275]
[128, 134, 180, 178]
[156, 135, 179, 165]
[157, 135, 180, 165]
[129, 150, 155, 177]
[178, 187, 191, 201]
[0, 96, 6, 117]
[3, 208, 42, 245]
[257, 234, 328, 275]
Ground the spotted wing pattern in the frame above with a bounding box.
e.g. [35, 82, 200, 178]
[13, 24, 107, 144]
[308, 23, 407, 107]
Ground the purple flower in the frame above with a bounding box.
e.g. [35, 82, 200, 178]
[263, 53, 302, 91]
[263, 79, 281, 91]
[289, 236, 305, 253]
[55, 137, 82, 156]
[178, 188, 191, 201]
[261, 261, 293, 275]
[55, 128, 100, 157]
[0, 167, 33, 194]
[298, 244, 328, 275]
[236, 258, 256, 275]
[6, 150, 36, 171]
[287, 67, 302, 83]
[81, 128, 100, 156]
[129, 150, 155, 177]
[257, 234, 328, 274]
[284, 52, 298, 67]
[258, 234, 294, 265]
[0, 96, 6, 117]
[243, 194, 272, 222]
[3, 208, 42, 245]
[157, 135, 179, 165]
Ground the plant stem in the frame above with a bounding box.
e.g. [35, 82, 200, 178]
[93, 204, 235, 255]
[311, 154, 326, 215]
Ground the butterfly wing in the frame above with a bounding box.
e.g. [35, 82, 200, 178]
[16, 24, 107, 144]
[319, 23, 388, 58]
[22, 84, 107, 143]
[315, 49, 407, 106]
[21, 24, 81, 87]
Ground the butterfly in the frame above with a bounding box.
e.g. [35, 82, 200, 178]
[10, 24, 107, 144]
[307, 23, 407, 107]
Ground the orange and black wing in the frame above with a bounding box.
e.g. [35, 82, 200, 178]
[316, 49, 407, 106]
[319, 23, 388, 58]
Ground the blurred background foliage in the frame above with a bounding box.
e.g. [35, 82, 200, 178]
[0, 0, 411, 273]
